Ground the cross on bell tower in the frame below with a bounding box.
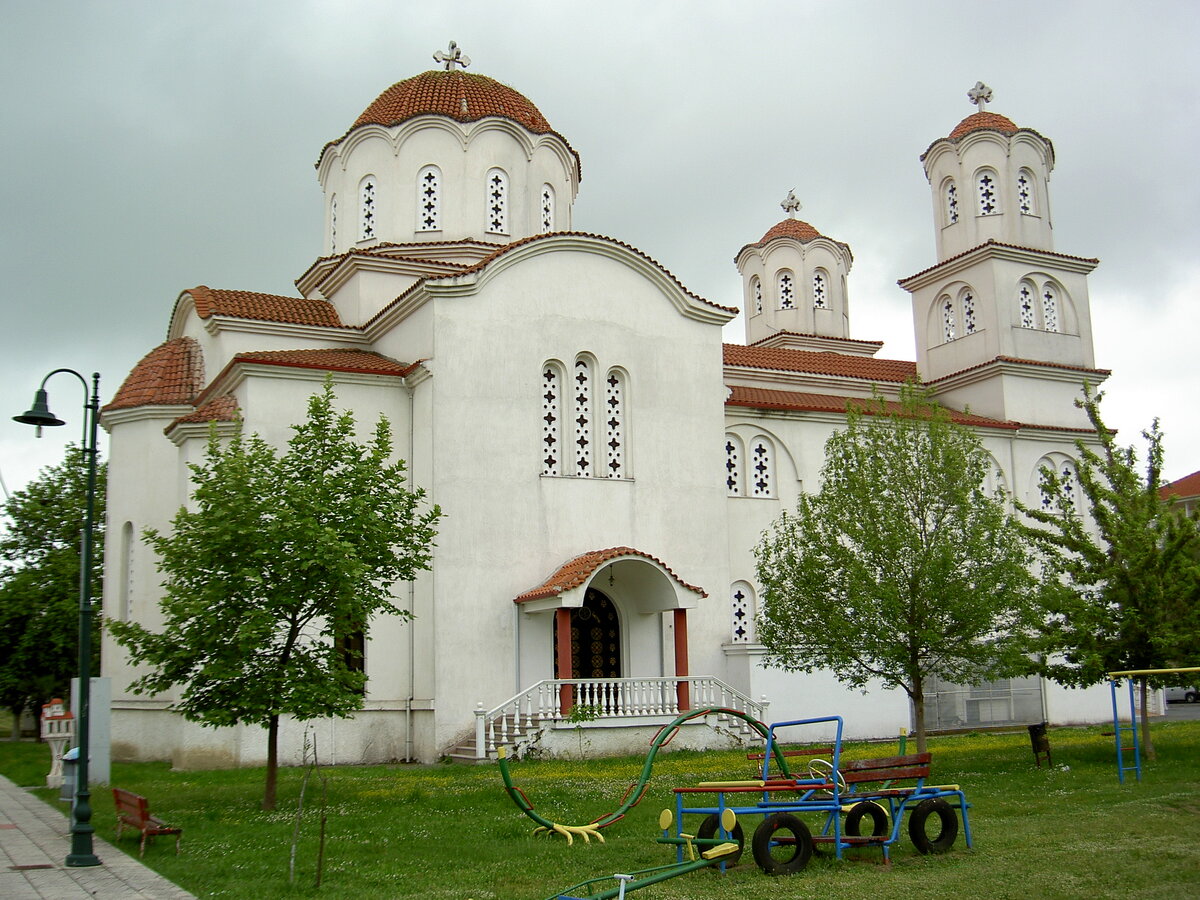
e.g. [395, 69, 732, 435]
[433, 41, 471, 71]
[780, 190, 801, 219]
[967, 81, 993, 112]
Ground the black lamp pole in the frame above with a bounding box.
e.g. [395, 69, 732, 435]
[13, 369, 102, 867]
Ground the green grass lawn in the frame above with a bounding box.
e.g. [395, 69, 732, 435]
[3, 721, 1199, 899]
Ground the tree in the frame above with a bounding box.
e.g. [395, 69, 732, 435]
[754, 385, 1042, 752]
[0, 445, 105, 739]
[1020, 387, 1200, 759]
[111, 380, 440, 808]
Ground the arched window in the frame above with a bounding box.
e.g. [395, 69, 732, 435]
[119, 521, 134, 622]
[417, 165, 441, 231]
[1017, 169, 1037, 215]
[329, 195, 338, 253]
[944, 178, 959, 225]
[358, 176, 378, 241]
[604, 368, 625, 478]
[541, 363, 563, 476]
[1018, 281, 1037, 328]
[731, 582, 756, 643]
[813, 270, 828, 309]
[725, 434, 744, 496]
[960, 288, 977, 335]
[1041, 284, 1060, 333]
[751, 276, 763, 316]
[976, 169, 1000, 216]
[749, 436, 774, 498]
[942, 295, 957, 342]
[1035, 455, 1079, 514]
[776, 270, 795, 310]
[541, 184, 555, 233]
[486, 168, 509, 235]
[573, 356, 593, 476]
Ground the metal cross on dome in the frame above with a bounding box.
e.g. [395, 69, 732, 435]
[780, 189, 802, 219]
[434, 41, 471, 71]
[968, 81, 993, 112]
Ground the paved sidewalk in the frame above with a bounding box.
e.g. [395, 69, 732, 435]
[0, 773, 195, 899]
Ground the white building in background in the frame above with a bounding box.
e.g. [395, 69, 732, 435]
[100, 55, 1113, 767]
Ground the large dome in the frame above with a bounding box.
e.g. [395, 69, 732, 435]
[352, 69, 554, 135]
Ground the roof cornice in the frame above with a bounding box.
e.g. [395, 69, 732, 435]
[899, 240, 1099, 291]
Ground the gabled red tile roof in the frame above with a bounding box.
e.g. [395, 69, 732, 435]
[170, 395, 239, 426]
[187, 286, 345, 328]
[105, 337, 204, 411]
[748, 330, 883, 348]
[1161, 470, 1200, 501]
[949, 111, 1019, 139]
[322, 69, 580, 173]
[724, 344, 917, 381]
[443, 232, 739, 314]
[514, 547, 707, 603]
[230, 349, 418, 376]
[726, 385, 1016, 429]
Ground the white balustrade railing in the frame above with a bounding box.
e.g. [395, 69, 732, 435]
[473, 676, 769, 759]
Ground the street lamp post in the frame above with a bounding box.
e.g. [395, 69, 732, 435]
[13, 369, 102, 867]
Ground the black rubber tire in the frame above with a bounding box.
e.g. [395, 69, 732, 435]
[696, 813, 744, 866]
[908, 797, 958, 854]
[1186, 692, 1198, 704]
[751, 812, 814, 875]
[844, 800, 889, 837]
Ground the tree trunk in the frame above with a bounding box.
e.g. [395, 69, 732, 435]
[8, 705, 22, 741]
[911, 678, 928, 754]
[1139, 677, 1156, 761]
[263, 714, 280, 810]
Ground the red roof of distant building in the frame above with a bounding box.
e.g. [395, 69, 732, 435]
[187, 286, 345, 328]
[1161, 470, 1200, 501]
[106, 337, 204, 411]
[724, 344, 917, 381]
[514, 547, 706, 603]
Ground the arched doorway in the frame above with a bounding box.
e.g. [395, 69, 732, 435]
[555, 588, 621, 679]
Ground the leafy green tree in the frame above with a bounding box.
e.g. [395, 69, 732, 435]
[755, 385, 1042, 752]
[0, 445, 104, 738]
[1020, 388, 1200, 759]
[111, 381, 440, 808]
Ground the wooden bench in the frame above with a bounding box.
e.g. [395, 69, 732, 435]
[113, 788, 182, 857]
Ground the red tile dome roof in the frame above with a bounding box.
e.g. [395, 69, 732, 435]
[759, 218, 823, 244]
[105, 337, 204, 411]
[354, 69, 554, 134]
[949, 111, 1019, 140]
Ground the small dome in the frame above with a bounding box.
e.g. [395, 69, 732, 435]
[759, 218, 823, 244]
[106, 337, 204, 411]
[949, 111, 1019, 140]
[353, 69, 554, 134]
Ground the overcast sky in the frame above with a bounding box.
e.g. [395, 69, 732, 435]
[1, 0, 1197, 500]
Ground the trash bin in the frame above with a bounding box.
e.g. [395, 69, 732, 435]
[59, 747, 80, 802]
[1027, 722, 1051, 767]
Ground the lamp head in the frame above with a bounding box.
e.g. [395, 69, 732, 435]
[13, 389, 66, 437]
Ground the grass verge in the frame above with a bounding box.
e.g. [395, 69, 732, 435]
[2, 721, 1199, 899]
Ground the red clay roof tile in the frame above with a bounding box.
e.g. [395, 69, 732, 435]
[1161, 470, 1200, 501]
[231, 349, 416, 376]
[105, 337, 204, 411]
[188, 286, 345, 328]
[723, 344, 917, 381]
[948, 110, 1020, 139]
[726, 385, 1016, 428]
[514, 547, 707, 603]
[170, 394, 239, 426]
[899, 240, 1099, 285]
[925, 355, 1112, 384]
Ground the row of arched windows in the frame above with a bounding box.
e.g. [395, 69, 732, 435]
[542, 357, 627, 478]
[725, 433, 774, 497]
[938, 278, 1065, 343]
[329, 169, 558, 251]
[749, 269, 834, 315]
[942, 167, 1039, 226]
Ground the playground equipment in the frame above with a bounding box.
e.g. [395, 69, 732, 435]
[668, 716, 973, 870]
[542, 809, 742, 900]
[1107, 665, 1200, 783]
[498, 706, 776, 844]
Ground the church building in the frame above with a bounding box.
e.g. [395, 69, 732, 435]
[100, 50, 1114, 767]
